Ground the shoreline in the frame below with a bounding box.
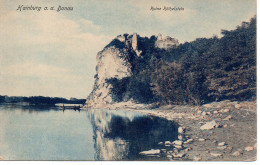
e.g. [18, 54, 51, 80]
[0, 100, 256, 161]
[92, 100, 257, 161]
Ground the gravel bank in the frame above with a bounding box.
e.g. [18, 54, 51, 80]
[128, 100, 257, 161]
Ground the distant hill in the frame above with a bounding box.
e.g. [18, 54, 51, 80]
[0, 95, 86, 105]
[86, 17, 256, 108]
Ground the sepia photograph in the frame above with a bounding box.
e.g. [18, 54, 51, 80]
[0, 0, 257, 161]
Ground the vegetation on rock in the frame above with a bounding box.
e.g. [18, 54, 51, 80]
[106, 17, 256, 105]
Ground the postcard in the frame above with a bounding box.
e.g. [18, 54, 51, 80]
[0, 0, 256, 161]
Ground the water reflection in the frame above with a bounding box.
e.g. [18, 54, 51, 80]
[0, 104, 82, 113]
[0, 105, 95, 160]
[0, 104, 55, 112]
[0, 104, 179, 160]
[87, 109, 178, 160]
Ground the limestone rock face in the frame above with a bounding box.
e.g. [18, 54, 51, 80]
[155, 33, 179, 50]
[131, 33, 142, 56]
[86, 33, 179, 108]
[86, 33, 142, 108]
[96, 47, 132, 81]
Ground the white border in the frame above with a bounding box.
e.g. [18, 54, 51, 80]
[0, 1, 259, 165]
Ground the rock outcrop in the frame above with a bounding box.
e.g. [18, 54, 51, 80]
[85, 33, 179, 108]
[86, 34, 136, 108]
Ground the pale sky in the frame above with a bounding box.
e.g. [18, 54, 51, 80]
[0, 0, 256, 98]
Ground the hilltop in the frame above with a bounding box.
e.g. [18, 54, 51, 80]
[86, 17, 256, 108]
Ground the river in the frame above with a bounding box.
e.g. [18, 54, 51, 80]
[0, 104, 178, 160]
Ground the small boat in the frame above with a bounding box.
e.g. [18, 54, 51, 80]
[55, 103, 83, 110]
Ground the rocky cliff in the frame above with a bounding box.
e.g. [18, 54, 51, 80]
[86, 17, 256, 107]
[86, 33, 179, 108]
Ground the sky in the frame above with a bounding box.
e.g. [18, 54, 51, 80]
[0, 0, 256, 99]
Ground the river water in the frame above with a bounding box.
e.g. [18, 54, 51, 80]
[0, 104, 178, 160]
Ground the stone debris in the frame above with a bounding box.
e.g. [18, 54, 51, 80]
[197, 110, 202, 114]
[245, 146, 254, 151]
[167, 154, 173, 159]
[224, 109, 230, 113]
[158, 142, 163, 145]
[235, 104, 242, 109]
[198, 138, 206, 142]
[184, 139, 193, 144]
[184, 147, 192, 152]
[178, 127, 184, 134]
[217, 146, 227, 150]
[139, 149, 161, 155]
[203, 103, 214, 108]
[218, 142, 226, 146]
[173, 140, 183, 146]
[210, 152, 223, 157]
[165, 141, 171, 145]
[193, 156, 202, 161]
[201, 111, 207, 116]
[232, 149, 242, 156]
[216, 104, 223, 108]
[200, 120, 219, 130]
[223, 115, 232, 121]
[221, 109, 230, 113]
[173, 148, 179, 153]
[174, 145, 183, 149]
[173, 153, 185, 158]
[214, 111, 219, 114]
[206, 111, 211, 115]
[226, 146, 233, 151]
[119, 101, 255, 161]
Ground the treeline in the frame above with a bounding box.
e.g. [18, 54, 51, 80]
[0, 95, 86, 105]
[107, 16, 256, 105]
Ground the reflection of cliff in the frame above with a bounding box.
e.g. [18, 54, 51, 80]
[87, 109, 133, 160]
[87, 109, 178, 160]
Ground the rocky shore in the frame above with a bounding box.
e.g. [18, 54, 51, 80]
[108, 100, 257, 161]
